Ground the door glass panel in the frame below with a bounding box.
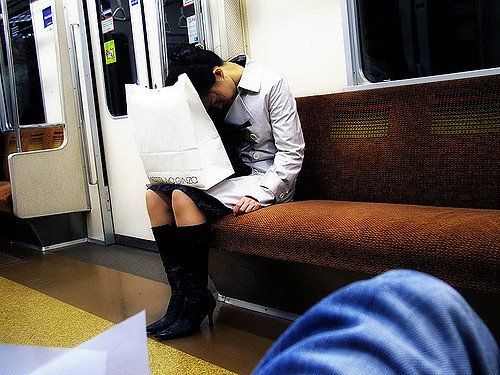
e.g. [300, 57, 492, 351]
[3, 1, 46, 125]
[96, 0, 138, 117]
[0, 24, 11, 131]
[163, 0, 199, 58]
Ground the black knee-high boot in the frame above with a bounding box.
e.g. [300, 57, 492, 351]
[146, 224, 186, 335]
[154, 223, 216, 341]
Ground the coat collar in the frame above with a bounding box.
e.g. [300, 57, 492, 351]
[230, 54, 262, 93]
[224, 55, 261, 125]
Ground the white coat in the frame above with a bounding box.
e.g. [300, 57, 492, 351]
[207, 56, 305, 208]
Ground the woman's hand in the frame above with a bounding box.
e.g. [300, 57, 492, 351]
[233, 197, 262, 215]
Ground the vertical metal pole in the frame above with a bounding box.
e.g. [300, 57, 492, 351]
[69, 23, 95, 185]
[199, 0, 213, 51]
[156, 0, 168, 87]
[0, 0, 21, 152]
[194, 0, 206, 48]
[0, 39, 8, 131]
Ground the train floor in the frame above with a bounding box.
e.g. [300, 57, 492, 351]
[0, 241, 292, 374]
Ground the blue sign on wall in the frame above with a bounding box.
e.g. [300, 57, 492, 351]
[42, 6, 53, 28]
[131, 0, 138, 6]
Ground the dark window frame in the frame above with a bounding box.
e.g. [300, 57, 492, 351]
[344, 0, 500, 87]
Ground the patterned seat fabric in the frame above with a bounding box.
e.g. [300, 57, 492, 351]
[0, 181, 12, 213]
[212, 201, 499, 294]
[211, 75, 499, 295]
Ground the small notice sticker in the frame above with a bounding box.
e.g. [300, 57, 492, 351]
[183, 0, 194, 7]
[101, 16, 114, 34]
[104, 40, 117, 65]
[42, 6, 53, 28]
[187, 15, 199, 44]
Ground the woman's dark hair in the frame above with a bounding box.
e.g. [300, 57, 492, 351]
[166, 44, 223, 98]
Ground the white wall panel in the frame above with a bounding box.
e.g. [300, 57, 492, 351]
[245, 0, 347, 97]
[31, 0, 64, 123]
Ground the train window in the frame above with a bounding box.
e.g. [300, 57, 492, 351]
[96, 0, 138, 117]
[3, 1, 46, 126]
[354, 0, 500, 83]
[162, 0, 198, 56]
[0, 31, 10, 132]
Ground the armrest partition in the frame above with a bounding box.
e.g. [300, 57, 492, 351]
[8, 123, 90, 219]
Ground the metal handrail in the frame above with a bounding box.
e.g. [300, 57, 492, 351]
[157, 0, 168, 87]
[0, 0, 21, 152]
[178, 7, 187, 29]
[194, 0, 206, 48]
[69, 23, 96, 185]
[112, 6, 128, 21]
[17, 122, 65, 130]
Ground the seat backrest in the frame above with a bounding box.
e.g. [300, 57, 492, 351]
[295, 75, 499, 209]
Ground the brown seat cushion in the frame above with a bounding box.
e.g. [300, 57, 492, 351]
[212, 200, 499, 294]
[0, 181, 12, 213]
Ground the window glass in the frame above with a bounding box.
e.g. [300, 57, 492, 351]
[0, 25, 12, 132]
[6, 1, 45, 125]
[163, 0, 198, 55]
[96, 0, 137, 116]
[355, 0, 500, 82]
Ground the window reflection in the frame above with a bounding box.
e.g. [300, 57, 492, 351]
[8, 2, 45, 125]
[356, 0, 500, 82]
[163, 0, 198, 56]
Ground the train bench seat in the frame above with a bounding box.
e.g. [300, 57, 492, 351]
[0, 126, 64, 214]
[209, 75, 499, 330]
[213, 200, 498, 296]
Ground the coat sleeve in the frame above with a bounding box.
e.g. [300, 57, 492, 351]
[247, 78, 305, 205]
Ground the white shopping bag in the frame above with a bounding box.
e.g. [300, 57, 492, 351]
[126, 74, 234, 190]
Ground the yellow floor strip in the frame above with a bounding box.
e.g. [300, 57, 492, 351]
[0, 276, 236, 375]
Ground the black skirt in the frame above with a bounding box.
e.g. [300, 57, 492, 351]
[147, 184, 231, 223]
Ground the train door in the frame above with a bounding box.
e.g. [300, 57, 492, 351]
[0, 0, 105, 250]
[84, 0, 211, 242]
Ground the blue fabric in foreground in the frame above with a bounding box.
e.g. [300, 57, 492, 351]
[253, 270, 499, 375]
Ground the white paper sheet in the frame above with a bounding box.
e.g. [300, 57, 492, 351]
[0, 346, 106, 375]
[0, 311, 150, 375]
[77, 311, 151, 375]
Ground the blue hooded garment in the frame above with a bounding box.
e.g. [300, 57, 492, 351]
[253, 270, 499, 375]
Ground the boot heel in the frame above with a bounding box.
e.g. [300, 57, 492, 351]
[206, 291, 216, 329]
